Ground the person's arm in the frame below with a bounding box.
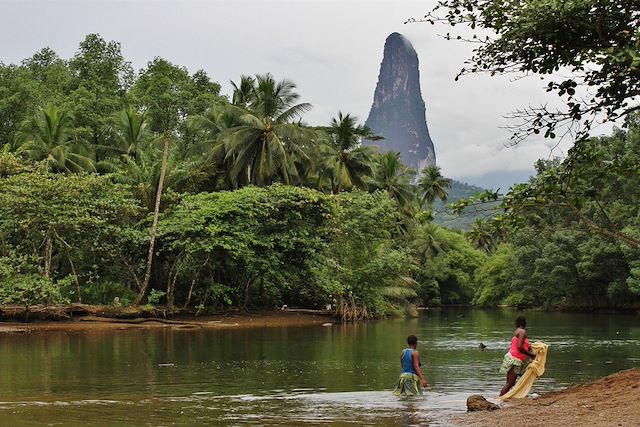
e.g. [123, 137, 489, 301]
[411, 351, 428, 388]
[517, 330, 536, 359]
[400, 350, 404, 368]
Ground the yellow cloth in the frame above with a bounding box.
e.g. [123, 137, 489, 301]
[393, 372, 423, 396]
[499, 341, 548, 400]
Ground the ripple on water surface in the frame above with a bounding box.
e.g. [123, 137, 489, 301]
[0, 390, 476, 426]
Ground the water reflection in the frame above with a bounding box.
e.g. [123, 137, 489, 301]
[0, 308, 638, 425]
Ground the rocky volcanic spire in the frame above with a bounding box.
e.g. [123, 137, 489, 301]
[364, 32, 435, 171]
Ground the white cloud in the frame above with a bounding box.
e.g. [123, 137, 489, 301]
[438, 139, 559, 178]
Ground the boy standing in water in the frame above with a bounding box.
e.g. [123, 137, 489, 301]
[393, 335, 428, 396]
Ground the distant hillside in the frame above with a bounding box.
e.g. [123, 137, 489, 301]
[432, 180, 499, 231]
[455, 169, 533, 192]
[444, 179, 485, 201]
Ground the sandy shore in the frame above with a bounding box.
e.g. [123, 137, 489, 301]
[455, 368, 640, 426]
[0, 309, 336, 333]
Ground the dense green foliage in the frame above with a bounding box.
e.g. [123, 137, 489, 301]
[325, 191, 417, 318]
[1, 33, 638, 316]
[468, 116, 640, 308]
[0, 35, 438, 317]
[158, 185, 334, 310]
[411, 223, 486, 305]
[0, 171, 144, 304]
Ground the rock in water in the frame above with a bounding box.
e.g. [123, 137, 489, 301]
[365, 32, 436, 172]
[466, 395, 500, 412]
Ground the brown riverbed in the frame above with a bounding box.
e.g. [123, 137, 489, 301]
[0, 306, 335, 333]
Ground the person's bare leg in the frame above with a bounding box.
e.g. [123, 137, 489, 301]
[500, 369, 518, 396]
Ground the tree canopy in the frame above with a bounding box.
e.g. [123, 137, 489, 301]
[1, 33, 639, 315]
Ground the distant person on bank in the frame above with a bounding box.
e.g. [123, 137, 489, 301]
[393, 334, 428, 396]
[500, 316, 536, 396]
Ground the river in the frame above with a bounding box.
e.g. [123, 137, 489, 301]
[0, 308, 638, 426]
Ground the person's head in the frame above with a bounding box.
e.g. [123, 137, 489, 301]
[407, 335, 418, 347]
[515, 316, 527, 328]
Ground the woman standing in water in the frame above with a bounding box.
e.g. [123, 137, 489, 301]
[499, 316, 536, 396]
[393, 335, 428, 396]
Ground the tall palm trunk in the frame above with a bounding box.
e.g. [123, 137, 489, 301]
[166, 252, 185, 310]
[135, 132, 170, 305]
[43, 231, 53, 278]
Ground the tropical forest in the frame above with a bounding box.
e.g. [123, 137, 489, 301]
[1, 31, 640, 323]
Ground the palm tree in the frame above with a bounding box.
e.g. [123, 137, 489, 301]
[379, 275, 421, 316]
[188, 103, 243, 141]
[15, 105, 95, 173]
[418, 165, 451, 207]
[370, 151, 416, 215]
[231, 75, 256, 108]
[317, 112, 381, 193]
[186, 102, 245, 189]
[467, 218, 495, 253]
[115, 148, 159, 209]
[115, 139, 201, 210]
[219, 74, 315, 187]
[412, 222, 449, 261]
[111, 107, 150, 158]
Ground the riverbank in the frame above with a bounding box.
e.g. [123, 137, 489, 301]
[0, 306, 335, 333]
[456, 368, 640, 426]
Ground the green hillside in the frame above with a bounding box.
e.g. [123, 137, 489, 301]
[432, 180, 499, 230]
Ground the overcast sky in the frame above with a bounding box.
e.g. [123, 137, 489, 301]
[1, 0, 586, 189]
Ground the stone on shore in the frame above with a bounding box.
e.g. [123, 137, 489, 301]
[466, 395, 500, 412]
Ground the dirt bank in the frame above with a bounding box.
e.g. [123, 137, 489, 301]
[0, 307, 336, 333]
[456, 368, 640, 426]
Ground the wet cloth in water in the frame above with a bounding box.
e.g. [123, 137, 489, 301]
[499, 341, 549, 400]
[393, 372, 423, 396]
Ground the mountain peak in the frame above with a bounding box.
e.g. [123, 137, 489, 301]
[364, 32, 436, 172]
[385, 32, 413, 50]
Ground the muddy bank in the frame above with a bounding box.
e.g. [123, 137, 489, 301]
[456, 368, 640, 426]
[0, 304, 336, 333]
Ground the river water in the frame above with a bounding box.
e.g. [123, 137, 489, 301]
[0, 308, 638, 426]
